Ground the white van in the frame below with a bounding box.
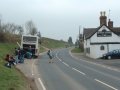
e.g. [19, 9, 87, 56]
[21, 35, 39, 58]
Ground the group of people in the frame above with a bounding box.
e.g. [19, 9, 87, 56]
[4, 47, 54, 68]
[4, 46, 33, 68]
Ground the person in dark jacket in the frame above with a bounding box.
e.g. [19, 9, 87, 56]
[47, 49, 53, 63]
[14, 48, 19, 64]
[26, 46, 32, 59]
[9, 55, 16, 65]
[5, 54, 15, 68]
[19, 48, 25, 63]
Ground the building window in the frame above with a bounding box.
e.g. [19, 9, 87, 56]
[86, 47, 90, 53]
[100, 45, 104, 50]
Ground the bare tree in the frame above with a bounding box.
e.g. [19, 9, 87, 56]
[3, 23, 16, 34]
[0, 15, 24, 42]
[37, 31, 42, 44]
[16, 25, 24, 36]
[0, 24, 1, 32]
[0, 14, 3, 32]
[25, 20, 37, 35]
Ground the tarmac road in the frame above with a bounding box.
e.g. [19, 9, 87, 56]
[37, 48, 120, 90]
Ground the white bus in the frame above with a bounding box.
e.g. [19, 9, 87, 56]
[21, 35, 39, 58]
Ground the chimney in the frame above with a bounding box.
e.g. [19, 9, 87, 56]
[108, 19, 113, 28]
[100, 11, 107, 26]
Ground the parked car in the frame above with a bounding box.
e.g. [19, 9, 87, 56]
[102, 49, 120, 59]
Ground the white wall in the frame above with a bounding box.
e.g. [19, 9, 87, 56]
[109, 44, 120, 52]
[84, 39, 91, 57]
[91, 26, 120, 43]
[90, 44, 107, 58]
[87, 44, 120, 59]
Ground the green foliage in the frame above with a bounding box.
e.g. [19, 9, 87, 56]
[75, 39, 79, 47]
[71, 47, 83, 53]
[68, 36, 73, 46]
[39, 45, 46, 53]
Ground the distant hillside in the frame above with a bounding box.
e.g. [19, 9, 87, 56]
[40, 37, 68, 52]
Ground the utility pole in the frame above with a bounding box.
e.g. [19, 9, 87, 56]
[79, 25, 81, 41]
[0, 14, 2, 28]
[79, 25, 81, 48]
[0, 14, 2, 31]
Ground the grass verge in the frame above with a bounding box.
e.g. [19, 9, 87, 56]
[0, 43, 30, 90]
[39, 45, 46, 53]
[71, 47, 83, 53]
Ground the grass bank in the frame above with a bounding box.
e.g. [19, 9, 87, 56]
[0, 43, 30, 90]
[40, 37, 67, 52]
[71, 47, 83, 53]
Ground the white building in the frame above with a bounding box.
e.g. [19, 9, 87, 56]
[83, 12, 120, 59]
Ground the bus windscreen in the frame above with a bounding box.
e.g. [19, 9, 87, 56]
[23, 36, 37, 43]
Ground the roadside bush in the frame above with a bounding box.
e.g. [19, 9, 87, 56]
[0, 32, 5, 42]
[0, 32, 20, 43]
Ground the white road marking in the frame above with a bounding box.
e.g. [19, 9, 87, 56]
[31, 56, 46, 90]
[94, 79, 118, 90]
[57, 56, 62, 62]
[56, 51, 86, 75]
[58, 59, 62, 62]
[56, 52, 62, 62]
[72, 68, 86, 75]
[38, 78, 46, 90]
[62, 62, 69, 67]
[31, 59, 36, 75]
[69, 50, 120, 72]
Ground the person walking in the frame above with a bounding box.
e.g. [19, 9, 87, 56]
[47, 49, 54, 63]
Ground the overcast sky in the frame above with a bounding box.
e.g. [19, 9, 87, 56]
[0, 0, 120, 42]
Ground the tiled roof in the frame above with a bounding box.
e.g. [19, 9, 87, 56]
[83, 28, 97, 39]
[83, 26, 120, 39]
[111, 27, 120, 36]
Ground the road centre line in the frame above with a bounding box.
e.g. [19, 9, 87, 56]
[56, 52, 62, 62]
[59, 59, 62, 62]
[38, 78, 46, 90]
[57, 57, 62, 62]
[94, 79, 118, 90]
[72, 68, 86, 75]
[62, 62, 69, 67]
[56, 51, 86, 75]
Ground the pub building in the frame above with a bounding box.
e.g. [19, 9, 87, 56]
[83, 11, 120, 59]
